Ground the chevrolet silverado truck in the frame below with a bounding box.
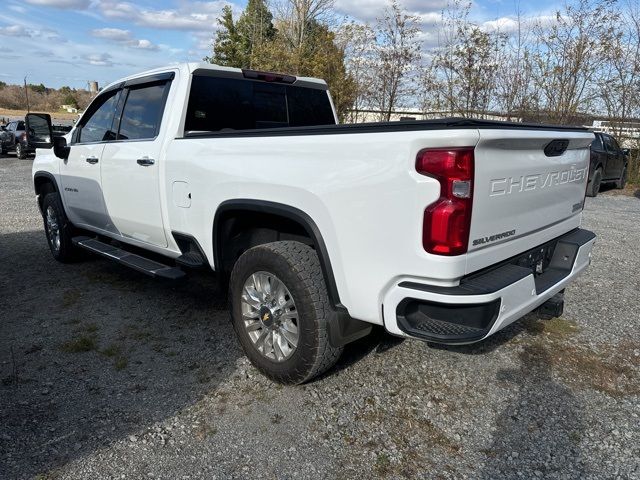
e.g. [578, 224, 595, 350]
[28, 63, 596, 384]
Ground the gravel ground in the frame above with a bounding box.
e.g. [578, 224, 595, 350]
[1, 153, 639, 480]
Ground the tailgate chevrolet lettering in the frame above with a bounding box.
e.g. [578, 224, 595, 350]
[490, 165, 588, 197]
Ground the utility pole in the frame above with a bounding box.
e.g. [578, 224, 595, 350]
[23, 76, 30, 112]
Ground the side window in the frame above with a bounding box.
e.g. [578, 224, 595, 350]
[117, 82, 169, 141]
[604, 135, 616, 153]
[17, 121, 25, 130]
[184, 76, 335, 133]
[78, 90, 119, 143]
[610, 137, 621, 153]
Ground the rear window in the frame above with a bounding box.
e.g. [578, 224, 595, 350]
[185, 76, 335, 133]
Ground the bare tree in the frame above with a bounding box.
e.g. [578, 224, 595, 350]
[424, 0, 505, 118]
[274, 0, 335, 50]
[531, 0, 619, 124]
[494, 6, 537, 120]
[598, 0, 640, 136]
[336, 22, 377, 123]
[371, 0, 421, 122]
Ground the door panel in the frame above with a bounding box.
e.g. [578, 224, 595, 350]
[60, 143, 110, 229]
[100, 81, 171, 248]
[61, 88, 121, 231]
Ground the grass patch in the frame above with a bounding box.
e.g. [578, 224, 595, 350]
[62, 289, 81, 309]
[83, 323, 99, 333]
[60, 335, 97, 353]
[114, 356, 128, 371]
[522, 341, 640, 398]
[101, 344, 121, 357]
[541, 317, 579, 336]
[375, 453, 392, 476]
[194, 422, 217, 441]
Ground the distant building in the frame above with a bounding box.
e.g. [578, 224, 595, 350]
[88, 81, 99, 93]
[61, 104, 78, 113]
[346, 108, 520, 123]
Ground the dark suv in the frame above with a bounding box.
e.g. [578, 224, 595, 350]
[587, 132, 629, 197]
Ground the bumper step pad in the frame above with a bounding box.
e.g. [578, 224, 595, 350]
[72, 236, 185, 280]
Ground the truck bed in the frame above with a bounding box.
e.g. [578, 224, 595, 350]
[183, 118, 589, 138]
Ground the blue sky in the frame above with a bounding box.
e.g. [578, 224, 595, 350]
[0, 0, 558, 89]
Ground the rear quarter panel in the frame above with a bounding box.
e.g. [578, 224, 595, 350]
[164, 129, 480, 324]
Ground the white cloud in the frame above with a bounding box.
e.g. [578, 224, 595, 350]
[97, 0, 235, 31]
[83, 52, 114, 66]
[91, 27, 158, 51]
[335, 0, 449, 22]
[0, 24, 33, 37]
[24, 0, 90, 9]
[91, 27, 131, 41]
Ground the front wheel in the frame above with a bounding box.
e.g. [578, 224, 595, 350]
[616, 165, 628, 189]
[41, 192, 78, 262]
[229, 241, 343, 384]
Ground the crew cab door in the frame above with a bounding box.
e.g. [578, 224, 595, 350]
[603, 134, 623, 180]
[61, 88, 121, 230]
[100, 74, 173, 248]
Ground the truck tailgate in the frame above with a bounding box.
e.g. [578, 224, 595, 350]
[469, 129, 594, 254]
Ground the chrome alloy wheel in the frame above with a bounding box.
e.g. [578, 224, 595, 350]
[241, 271, 299, 362]
[45, 205, 61, 252]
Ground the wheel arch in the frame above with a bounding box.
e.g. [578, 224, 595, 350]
[213, 199, 345, 312]
[33, 171, 59, 212]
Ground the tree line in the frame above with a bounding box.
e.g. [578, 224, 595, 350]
[207, 0, 640, 132]
[0, 82, 94, 113]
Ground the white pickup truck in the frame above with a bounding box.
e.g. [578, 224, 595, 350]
[29, 63, 596, 384]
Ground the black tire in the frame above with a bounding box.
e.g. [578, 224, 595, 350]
[587, 168, 602, 197]
[615, 164, 628, 189]
[16, 142, 26, 159]
[229, 241, 343, 384]
[41, 192, 78, 263]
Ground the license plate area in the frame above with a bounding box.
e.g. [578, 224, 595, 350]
[513, 241, 557, 276]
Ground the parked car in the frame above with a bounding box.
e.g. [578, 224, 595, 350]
[0, 118, 68, 158]
[587, 132, 629, 196]
[27, 63, 596, 384]
[0, 124, 11, 154]
[1, 120, 27, 157]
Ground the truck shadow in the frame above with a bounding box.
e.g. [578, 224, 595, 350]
[477, 343, 588, 478]
[0, 230, 242, 479]
[425, 318, 589, 477]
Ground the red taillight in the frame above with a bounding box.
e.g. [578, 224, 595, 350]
[416, 147, 474, 256]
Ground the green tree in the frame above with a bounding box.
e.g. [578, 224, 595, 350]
[0, 81, 6, 89]
[207, 0, 276, 68]
[205, 1, 355, 120]
[63, 93, 78, 108]
[29, 83, 46, 94]
[237, 0, 276, 68]
[206, 6, 244, 67]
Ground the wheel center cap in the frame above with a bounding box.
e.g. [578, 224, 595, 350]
[259, 306, 275, 328]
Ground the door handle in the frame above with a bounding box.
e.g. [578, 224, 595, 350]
[137, 157, 155, 166]
[85, 156, 99, 164]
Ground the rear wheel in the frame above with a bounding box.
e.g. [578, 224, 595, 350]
[229, 241, 343, 384]
[616, 165, 628, 189]
[587, 168, 602, 197]
[16, 142, 26, 159]
[42, 192, 78, 263]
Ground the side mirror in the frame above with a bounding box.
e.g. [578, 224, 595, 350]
[622, 148, 630, 156]
[53, 136, 70, 160]
[25, 113, 53, 148]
